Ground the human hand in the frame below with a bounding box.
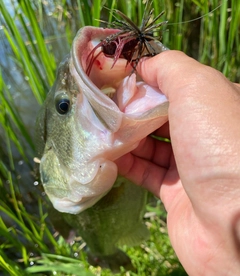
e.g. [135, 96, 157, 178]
[115, 51, 240, 275]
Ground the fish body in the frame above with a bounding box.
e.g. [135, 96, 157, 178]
[35, 25, 168, 270]
[54, 176, 149, 271]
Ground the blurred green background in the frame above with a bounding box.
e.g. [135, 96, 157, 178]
[0, 0, 239, 275]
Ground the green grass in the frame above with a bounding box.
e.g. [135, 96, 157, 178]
[0, 0, 239, 275]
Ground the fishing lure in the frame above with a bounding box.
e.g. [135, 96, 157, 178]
[86, 0, 167, 75]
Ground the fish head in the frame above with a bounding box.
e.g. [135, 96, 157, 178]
[36, 26, 169, 214]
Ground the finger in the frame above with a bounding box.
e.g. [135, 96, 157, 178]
[115, 152, 168, 197]
[152, 121, 170, 140]
[137, 51, 206, 101]
[131, 136, 172, 168]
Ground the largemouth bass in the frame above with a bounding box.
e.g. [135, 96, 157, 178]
[36, 26, 168, 214]
[35, 8, 169, 271]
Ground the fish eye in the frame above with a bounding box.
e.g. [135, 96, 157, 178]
[55, 93, 71, 115]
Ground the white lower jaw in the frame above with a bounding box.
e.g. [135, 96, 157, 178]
[51, 192, 109, 214]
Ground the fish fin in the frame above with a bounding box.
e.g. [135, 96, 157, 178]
[87, 249, 135, 272]
[48, 206, 75, 241]
[117, 223, 149, 247]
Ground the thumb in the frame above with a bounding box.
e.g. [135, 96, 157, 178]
[137, 50, 206, 101]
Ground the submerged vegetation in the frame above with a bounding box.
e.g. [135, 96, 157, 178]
[0, 0, 239, 275]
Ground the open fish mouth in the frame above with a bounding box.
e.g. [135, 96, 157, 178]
[71, 26, 168, 119]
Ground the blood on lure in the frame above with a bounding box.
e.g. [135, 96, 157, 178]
[86, 0, 167, 76]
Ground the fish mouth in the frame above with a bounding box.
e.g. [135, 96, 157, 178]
[71, 26, 168, 124]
